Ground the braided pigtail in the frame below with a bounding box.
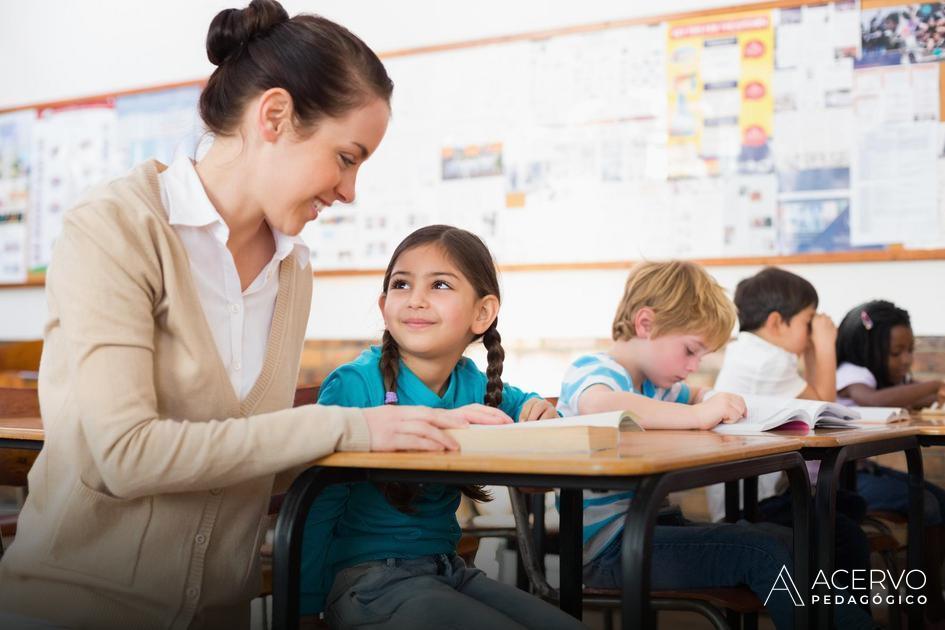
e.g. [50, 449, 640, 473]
[377, 329, 423, 512]
[481, 320, 505, 409]
[379, 330, 400, 401]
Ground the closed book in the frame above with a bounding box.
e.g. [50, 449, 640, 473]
[445, 410, 642, 453]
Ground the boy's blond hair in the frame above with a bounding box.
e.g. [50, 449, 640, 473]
[612, 260, 735, 351]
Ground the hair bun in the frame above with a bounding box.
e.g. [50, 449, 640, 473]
[206, 0, 290, 66]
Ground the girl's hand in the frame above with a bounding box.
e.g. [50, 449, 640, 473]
[518, 398, 558, 422]
[690, 393, 747, 430]
[362, 404, 511, 452]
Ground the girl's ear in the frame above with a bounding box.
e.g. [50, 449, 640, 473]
[471, 295, 500, 336]
[256, 87, 294, 142]
[634, 307, 655, 339]
[377, 293, 388, 325]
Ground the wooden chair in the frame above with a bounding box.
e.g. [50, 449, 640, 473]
[0, 387, 40, 557]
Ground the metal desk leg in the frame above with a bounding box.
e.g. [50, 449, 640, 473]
[905, 447, 925, 630]
[621, 474, 665, 629]
[814, 449, 841, 630]
[272, 467, 361, 630]
[558, 487, 583, 620]
[785, 459, 811, 630]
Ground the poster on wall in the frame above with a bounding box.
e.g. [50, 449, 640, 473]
[851, 62, 941, 245]
[115, 85, 203, 169]
[0, 110, 34, 283]
[666, 10, 775, 178]
[773, 3, 861, 254]
[858, 3, 945, 67]
[29, 101, 118, 272]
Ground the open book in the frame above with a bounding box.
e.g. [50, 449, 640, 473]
[445, 410, 642, 454]
[713, 394, 861, 435]
[849, 406, 910, 424]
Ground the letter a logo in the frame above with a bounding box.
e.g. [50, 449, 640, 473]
[765, 565, 805, 607]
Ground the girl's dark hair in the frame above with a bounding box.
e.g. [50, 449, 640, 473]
[200, 0, 393, 136]
[836, 300, 911, 388]
[733, 267, 819, 332]
[379, 225, 505, 512]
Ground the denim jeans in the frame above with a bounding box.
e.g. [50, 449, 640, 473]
[582, 517, 874, 630]
[857, 462, 945, 525]
[324, 554, 586, 629]
[757, 487, 872, 588]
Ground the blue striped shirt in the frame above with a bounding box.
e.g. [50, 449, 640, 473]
[557, 353, 690, 562]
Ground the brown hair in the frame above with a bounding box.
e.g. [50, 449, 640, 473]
[611, 260, 736, 351]
[199, 0, 393, 137]
[379, 225, 504, 511]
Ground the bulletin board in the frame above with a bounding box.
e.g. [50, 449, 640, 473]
[3, 0, 945, 287]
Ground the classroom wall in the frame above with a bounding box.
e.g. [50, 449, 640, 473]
[2, 0, 944, 341]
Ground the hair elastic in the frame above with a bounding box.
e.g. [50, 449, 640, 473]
[384, 391, 398, 405]
[860, 310, 874, 331]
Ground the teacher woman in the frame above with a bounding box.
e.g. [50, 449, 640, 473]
[0, 2, 508, 628]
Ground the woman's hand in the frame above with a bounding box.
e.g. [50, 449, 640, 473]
[362, 404, 511, 452]
[518, 398, 558, 422]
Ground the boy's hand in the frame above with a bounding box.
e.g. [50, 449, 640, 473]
[691, 393, 747, 429]
[518, 398, 558, 422]
[810, 313, 837, 350]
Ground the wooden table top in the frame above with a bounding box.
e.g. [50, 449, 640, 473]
[0, 419, 804, 476]
[769, 423, 918, 447]
[0, 415, 42, 442]
[905, 417, 945, 436]
[310, 430, 804, 476]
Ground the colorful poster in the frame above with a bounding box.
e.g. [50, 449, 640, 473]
[115, 86, 202, 169]
[858, 3, 945, 67]
[666, 11, 775, 178]
[29, 101, 118, 271]
[0, 110, 33, 281]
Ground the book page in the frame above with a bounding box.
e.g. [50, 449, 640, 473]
[849, 406, 908, 423]
[466, 410, 633, 431]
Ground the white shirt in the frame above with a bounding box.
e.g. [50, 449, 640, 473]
[836, 362, 877, 407]
[159, 155, 309, 400]
[706, 332, 809, 521]
[714, 332, 808, 399]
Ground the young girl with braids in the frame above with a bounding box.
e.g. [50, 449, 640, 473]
[836, 300, 945, 624]
[299, 225, 582, 630]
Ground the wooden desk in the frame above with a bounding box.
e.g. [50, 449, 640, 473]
[770, 424, 923, 630]
[0, 416, 42, 488]
[0, 415, 42, 448]
[272, 431, 811, 630]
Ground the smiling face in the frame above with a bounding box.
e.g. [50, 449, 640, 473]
[256, 97, 390, 236]
[379, 243, 497, 362]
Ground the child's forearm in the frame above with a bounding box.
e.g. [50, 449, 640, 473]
[578, 386, 700, 429]
[803, 345, 836, 401]
[843, 380, 940, 408]
[812, 350, 837, 401]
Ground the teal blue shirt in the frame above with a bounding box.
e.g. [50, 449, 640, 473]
[300, 346, 539, 614]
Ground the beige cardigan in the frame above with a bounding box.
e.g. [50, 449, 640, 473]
[0, 161, 370, 629]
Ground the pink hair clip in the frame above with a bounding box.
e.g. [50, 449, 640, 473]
[860, 310, 874, 331]
[384, 391, 398, 405]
